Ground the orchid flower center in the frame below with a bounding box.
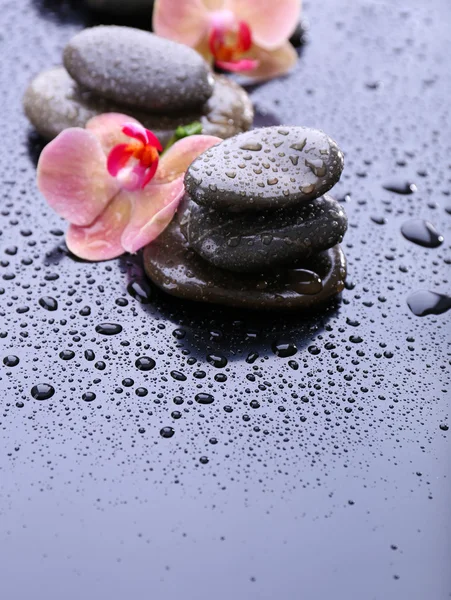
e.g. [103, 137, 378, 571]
[208, 10, 258, 72]
[107, 123, 163, 192]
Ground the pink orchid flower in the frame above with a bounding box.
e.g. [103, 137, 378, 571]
[153, 0, 301, 79]
[37, 113, 221, 261]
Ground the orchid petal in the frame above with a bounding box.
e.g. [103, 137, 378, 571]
[66, 191, 131, 261]
[229, 0, 301, 50]
[86, 113, 140, 155]
[121, 178, 185, 253]
[244, 42, 298, 81]
[107, 143, 135, 177]
[37, 127, 119, 227]
[122, 122, 163, 151]
[216, 58, 259, 72]
[141, 158, 160, 188]
[153, 0, 210, 47]
[156, 134, 221, 183]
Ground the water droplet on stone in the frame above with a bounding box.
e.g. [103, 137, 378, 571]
[239, 142, 262, 151]
[288, 269, 323, 295]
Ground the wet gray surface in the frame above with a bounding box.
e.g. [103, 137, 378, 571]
[0, 0, 450, 598]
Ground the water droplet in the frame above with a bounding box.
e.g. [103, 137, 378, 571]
[31, 383, 55, 400]
[59, 350, 75, 360]
[401, 219, 443, 248]
[199, 456, 209, 464]
[383, 181, 417, 194]
[84, 349, 95, 361]
[95, 323, 122, 335]
[288, 269, 323, 295]
[206, 353, 227, 368]
[308, 345, 321, 355]
[407, 290, 451, 317]
[135, 356, 156, 371]
[127, 280, 152, 303]
[3, 355, 19, 367]
[240, 142, 262, 151]
[272, 342, 297, 358]
[195, 393, 215, 405]
[290, 139, 307, 152]
[305, 158, 326, 177]
[82, 392, 96, 402]
[160, 426, 175, 438]
[39, 296, 58, 311]
[171, 370, 187, 381]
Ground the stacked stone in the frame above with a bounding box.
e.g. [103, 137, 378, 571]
[24, 26, 253, 145]
[144, 126, 348, 310]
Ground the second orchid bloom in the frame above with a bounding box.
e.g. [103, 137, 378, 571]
[153, 0, 301, 80]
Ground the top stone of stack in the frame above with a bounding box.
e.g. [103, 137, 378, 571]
[63, 26, 215, 113]
[184, 126, 344, 213]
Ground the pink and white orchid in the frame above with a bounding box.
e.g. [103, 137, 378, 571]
[37, 113, 220, 261]
[153, 0, 301, 79]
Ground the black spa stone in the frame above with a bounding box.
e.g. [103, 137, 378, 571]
[184, 126, 344, 213]
[63, 26, 214, 113]
[180, 193, 348, 272]
[23, 67, 253, 145]
[143, 208, 347, 310]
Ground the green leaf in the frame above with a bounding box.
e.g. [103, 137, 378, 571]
[162, 121, 203, 154]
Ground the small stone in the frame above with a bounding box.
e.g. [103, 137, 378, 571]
[180, 194, 348, 272]
[184, 126, 344, 213]
[23, 68, 252, 144]
[143, 209, 347, 310]
[63, 26, 214, 113]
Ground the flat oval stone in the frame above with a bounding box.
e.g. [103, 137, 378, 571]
[184, 126, 344, 212]
[84, 0, 152, 13]
[180, 194, 348, 272]
[63, 26, 214, 113]
[143, 210, 347, 310]
[23, 68, 252, 144]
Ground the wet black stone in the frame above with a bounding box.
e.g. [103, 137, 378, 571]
[143, 210, 347, 310]
[83, 0, 152, 13]
[184, 126, 344, 213]
[181, 193, 347, 272]
[23, 68, 252, 146]
[63, 26, 214, 113]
